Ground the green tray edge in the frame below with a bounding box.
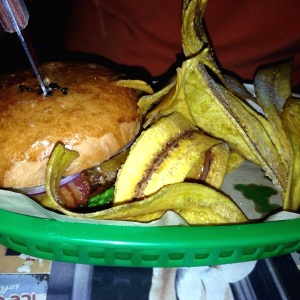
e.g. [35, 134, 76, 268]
[0, 208, 300, 268]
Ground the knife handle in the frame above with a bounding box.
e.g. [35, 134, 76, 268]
[0, 0, 29, 33]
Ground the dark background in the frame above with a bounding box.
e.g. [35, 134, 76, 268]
[0, 0, 156, 82]
[0, 0, 73, 73]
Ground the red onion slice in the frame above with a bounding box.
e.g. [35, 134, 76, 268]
[16, 172, 80, 195]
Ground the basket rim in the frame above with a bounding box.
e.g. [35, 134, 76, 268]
[1, 208, 300, 247]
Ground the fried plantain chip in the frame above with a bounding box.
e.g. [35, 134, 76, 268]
[114, 79, 154, 95]
[114, 112, 228, 204]
[281, 96, 300, 211]
[92, 182, 248, 224]
[52, 182, 247, 225]
[254, 62, 293, 172]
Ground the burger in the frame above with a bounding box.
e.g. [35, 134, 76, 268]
[0, 61, 143, 211]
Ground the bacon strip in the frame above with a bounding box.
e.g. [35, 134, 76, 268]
[58, 172, 91, 209]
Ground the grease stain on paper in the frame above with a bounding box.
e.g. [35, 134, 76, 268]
[234, 183, 280, 214]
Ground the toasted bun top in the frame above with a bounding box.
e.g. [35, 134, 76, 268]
[0, 61, 142, 188]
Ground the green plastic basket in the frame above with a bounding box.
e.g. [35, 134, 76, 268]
[0, 208, 300, 267]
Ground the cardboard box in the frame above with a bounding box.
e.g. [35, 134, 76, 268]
[0, 245, 51, 300]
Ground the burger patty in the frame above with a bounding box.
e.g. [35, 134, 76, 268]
[57, 168, 118, 210]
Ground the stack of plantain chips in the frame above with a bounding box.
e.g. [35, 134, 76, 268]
[45, 0, 299, 224]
